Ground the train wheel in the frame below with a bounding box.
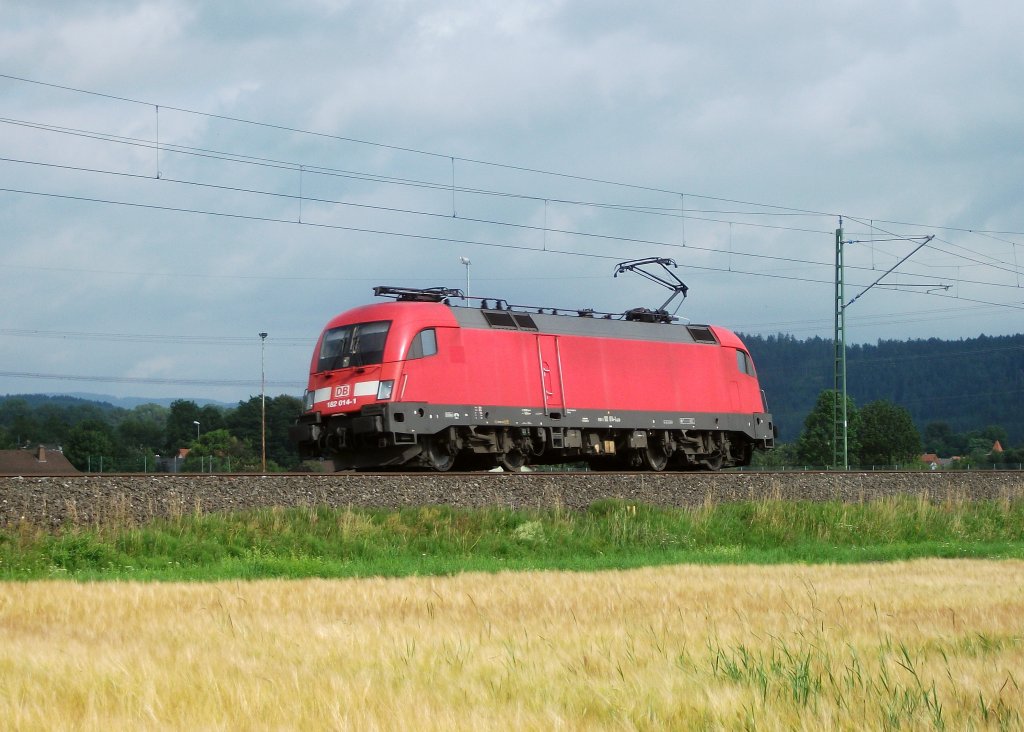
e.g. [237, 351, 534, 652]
[423, 436, 455, 472]
[639, 432, 671, 471]
[641, 444, 670, 471]
[499, 449, 528, 472]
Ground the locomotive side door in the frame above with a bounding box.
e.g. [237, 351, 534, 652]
[536, 334, 565, 414]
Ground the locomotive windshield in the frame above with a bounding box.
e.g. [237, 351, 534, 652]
[317, 320, 390, 371]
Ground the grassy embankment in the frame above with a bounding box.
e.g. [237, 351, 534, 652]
[2, 495, 1023, 580]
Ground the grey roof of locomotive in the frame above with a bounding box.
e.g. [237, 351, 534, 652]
[449, 305, 719, 346]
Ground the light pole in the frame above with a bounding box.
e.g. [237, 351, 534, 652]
[193, 420, 200, 440]
[259, 332, 268, 473]
[459, 256, 471, 299]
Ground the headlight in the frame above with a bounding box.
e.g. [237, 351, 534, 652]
[303, 389, 314, 411]
[377, 380, 394, 400]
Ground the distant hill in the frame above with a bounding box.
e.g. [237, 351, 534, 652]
[743, 333, 1024, 444]
[0, 393, 234, 409]
[0, 394, 122, 411]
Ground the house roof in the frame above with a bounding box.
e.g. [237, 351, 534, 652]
[0, 447, 80, 476]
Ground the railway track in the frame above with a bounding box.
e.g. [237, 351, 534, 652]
[3, 470, 1023, 529]
[7, 468, 1024, 478]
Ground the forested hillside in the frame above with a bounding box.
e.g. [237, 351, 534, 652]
[744, 333, 1024, 443]
[0, 394, 303, 472]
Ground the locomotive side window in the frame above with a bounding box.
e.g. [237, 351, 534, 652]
[408, 328, 438, 360]
[736, 349, 755, 376]
[317, 320, 391, 371]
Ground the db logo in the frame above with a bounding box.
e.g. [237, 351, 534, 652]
[334, 385, 351, 398]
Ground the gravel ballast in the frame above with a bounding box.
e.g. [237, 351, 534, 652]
[2, 471, 1023, 529]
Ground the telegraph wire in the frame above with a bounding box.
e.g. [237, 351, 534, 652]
[843, 216, 1024, 285]
[889, 387, 1024, 409]
[926, 237, 1022, 278]
[0, 261, 610, 284]
[0, 369, 302, 389]
[0, 73, 453, 162]
[12, 149, 1016, 290]
[4, 112, 1017, 278]
[4, 183, 1022, 314]
[848, 214, 1024, 238]
[3, 73, 1022, 317]
[757, 299, 1009, 333]
[0, 185, 624, 259]
[0, 116, 465, 192]
[0, 115, 837, 234]
[0, 328, 308, 346]
[848, 342, 1024, 366]
[12, 72, 940, 234]
[733, 302, 1013, 335]
[4, 184, 989, 298]
[845, 215, 1024, 276]
[0, 72, 838, 219]
[2, 123, 1017, 287]
[1, 168, 1017, 305]
[0, 154, 834, 253]
[0, 156, 846, 270]
[5, 72, 1022, 241]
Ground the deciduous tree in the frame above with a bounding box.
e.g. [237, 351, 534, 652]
[64, 420, 116, 471]
[795, 390, 860, 467]
[858, 400, 921, 466]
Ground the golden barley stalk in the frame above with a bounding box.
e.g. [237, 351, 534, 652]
[1, 559, 1022, 730]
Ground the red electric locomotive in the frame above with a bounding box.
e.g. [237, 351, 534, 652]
[290, 261, 775, 471]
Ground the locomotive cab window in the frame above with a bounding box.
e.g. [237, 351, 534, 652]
[317, 320, 390, 371]
[407, 328, 438, 360]
[736, 349, 755, 377]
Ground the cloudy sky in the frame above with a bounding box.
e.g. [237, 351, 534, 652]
[2, 0, 1022, 404]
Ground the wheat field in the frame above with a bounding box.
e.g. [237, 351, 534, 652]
[1, 560, 1022, 730]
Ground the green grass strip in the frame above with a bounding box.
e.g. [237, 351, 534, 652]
[2, 496, 1023, 581]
